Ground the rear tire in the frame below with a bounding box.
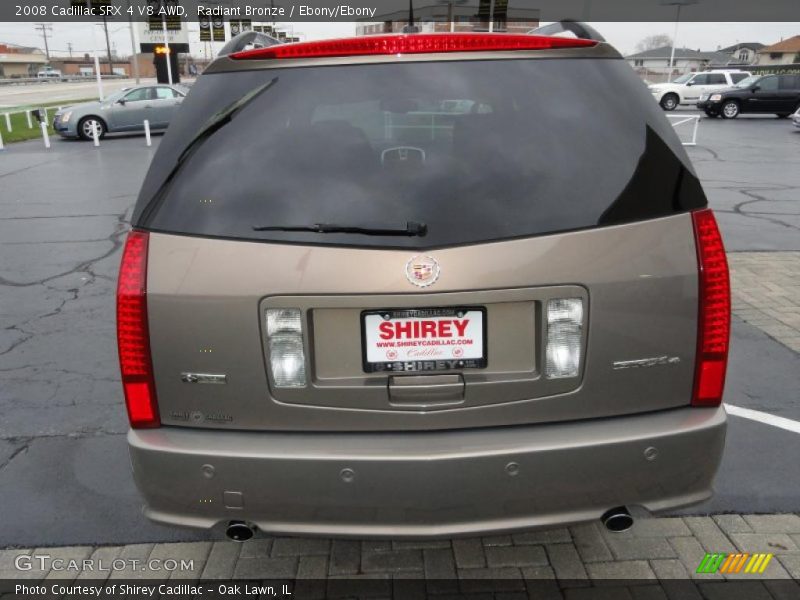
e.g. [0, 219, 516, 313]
[78, 116, 106, 141]
[721, 100, 740, 119]
[660, 93, 679, 111]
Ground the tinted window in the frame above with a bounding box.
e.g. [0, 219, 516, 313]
[137, 59, 702, 248]
[779, 74, 800, 90]
[125, 88, 151, 102]
[730, 73, 749, 83]
[706, 74, 726, 85]
[758, 76, 779, 91]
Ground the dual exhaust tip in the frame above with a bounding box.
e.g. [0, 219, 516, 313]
[601, 506, 634, 532]
[225, 507, 633, 542]
[226, 521, 255, 542]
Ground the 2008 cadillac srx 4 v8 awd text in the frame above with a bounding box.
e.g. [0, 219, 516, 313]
[117, 27, 730, 540]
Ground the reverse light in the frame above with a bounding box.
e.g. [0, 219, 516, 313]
[545, 298, 584, 379]
[691, 209, 730, 406]
[266, 308, 307, 387]
[230, 33, 597, 61]
[116, 230, 160, 428]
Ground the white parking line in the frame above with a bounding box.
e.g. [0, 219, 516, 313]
[725, 403, 800, 434]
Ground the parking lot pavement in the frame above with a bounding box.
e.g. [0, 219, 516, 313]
[3, 514, 800, 590]
[0, 117, 798, 577]
[685, 114, 800, 252]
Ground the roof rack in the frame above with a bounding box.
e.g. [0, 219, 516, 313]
[218, 31, 282, 57]
[528, 21, 606, 43]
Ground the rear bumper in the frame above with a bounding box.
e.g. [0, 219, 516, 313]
[128, 406, 726, 537]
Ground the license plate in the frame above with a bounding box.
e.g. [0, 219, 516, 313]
[361, 307, 487, 373]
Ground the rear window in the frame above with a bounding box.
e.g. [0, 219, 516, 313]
[137, 58, 702, 248]
[730, 72, 749, 83]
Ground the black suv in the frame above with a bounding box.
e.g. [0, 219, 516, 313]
[697, 73, 800, 118]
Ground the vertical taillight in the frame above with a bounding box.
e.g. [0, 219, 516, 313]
[116, 230, 160, 428]
[691, 209, 730, 407]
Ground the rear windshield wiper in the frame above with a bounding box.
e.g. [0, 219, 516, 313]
[175, 77, 278, 166]
[253, 221, 428, 237]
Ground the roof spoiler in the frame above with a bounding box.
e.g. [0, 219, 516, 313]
[528, 21, 606, 43]
[218, 31, 282, 57]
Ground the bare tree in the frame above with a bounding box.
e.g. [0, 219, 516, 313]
[635, 34, 673, 53]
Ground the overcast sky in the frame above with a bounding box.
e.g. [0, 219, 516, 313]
[0, 21, 797, 58]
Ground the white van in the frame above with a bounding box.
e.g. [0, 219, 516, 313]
[36, 67, 62, 80]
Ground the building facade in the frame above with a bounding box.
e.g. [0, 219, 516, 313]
[757, 36, 800, 65]
[0, 44, 47, 78]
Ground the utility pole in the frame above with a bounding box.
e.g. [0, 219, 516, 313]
[102, 15, 114, 74]
[67, 42, 73, 58]
[34, 23, 53, 61]
[127, 0, 140, 83]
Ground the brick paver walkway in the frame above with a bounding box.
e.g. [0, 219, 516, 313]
[729, 252, 800, 353]
[2, 515, 800, 586]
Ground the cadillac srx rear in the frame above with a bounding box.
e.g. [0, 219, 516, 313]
[118, 31, 729, 538]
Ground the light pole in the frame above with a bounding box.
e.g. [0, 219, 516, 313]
[127, 0, 140, 83]
[661, 0, 698, 82]
[437, 0, 467, 33]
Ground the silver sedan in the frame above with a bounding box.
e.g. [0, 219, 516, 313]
[53, 84, 188, 140]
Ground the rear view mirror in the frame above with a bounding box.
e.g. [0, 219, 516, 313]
[751, 85, 760, 91]
[117, 98, 127, 105]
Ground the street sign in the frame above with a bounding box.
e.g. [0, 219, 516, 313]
[136, 18, 189, 49]
[229, 20, 252, 37]
[147, 0, 181, 31]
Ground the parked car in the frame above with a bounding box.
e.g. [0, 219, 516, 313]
[120, 30, 729, 540]
[793, 106, 800, 128]
[697, 73, 800, 119]
[52, 84, 187, 140]
[36, 67, 62, 80]
[649, 70, 750, 111]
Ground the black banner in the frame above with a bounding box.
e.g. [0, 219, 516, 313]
[4, 578, 800, 599]
[7, 0, 800, 22]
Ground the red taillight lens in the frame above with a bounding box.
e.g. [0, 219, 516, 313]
[230, 33, 597, 61]
[116, 230, 160, 428]
[691, 209, 730, 407]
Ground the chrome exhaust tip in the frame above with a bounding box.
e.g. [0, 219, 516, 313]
[225, 521, 255, 542]
[601, 506, 633, 532]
